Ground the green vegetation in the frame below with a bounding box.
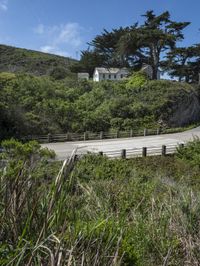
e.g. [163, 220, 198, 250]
[0, 139, 200, 265]
[1, 8, 200, 265]
[0, 72, 199, 139]
[0, 10, 199, 140]
[0, 44, 76, 78]
[126, 71, 148, 89]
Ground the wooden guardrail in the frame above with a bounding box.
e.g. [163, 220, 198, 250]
[91, 143, 184, 159]
[23, 127, 180, 144]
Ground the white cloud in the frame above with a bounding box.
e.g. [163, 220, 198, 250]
[34, 22, 84, 57]
[40, 45, 70, 57]
[34, 24, 45, 35]
[56, 23, 82, 47]
[40, 45, 54, 53]
[0, 0, 8, 11]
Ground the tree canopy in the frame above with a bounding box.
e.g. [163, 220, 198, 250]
[71, 10, 191, 80]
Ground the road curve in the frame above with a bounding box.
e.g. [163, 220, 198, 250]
[41, 127, 200, 160]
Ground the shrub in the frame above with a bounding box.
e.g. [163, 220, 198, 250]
[126, 71, 148, 89]
[49, 66, 68, 80]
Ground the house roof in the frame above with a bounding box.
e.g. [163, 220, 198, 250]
[94, 67, 128, 74]
[141, 64, 161, 73]
[141, 64, 151, 70]
[78, 73, 89, 76]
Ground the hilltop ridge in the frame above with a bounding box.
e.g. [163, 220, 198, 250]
[0, 44, 77, 77]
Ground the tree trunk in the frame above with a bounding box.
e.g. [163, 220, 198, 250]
[151, 45, 159, 80]
[152, 64, 158, 80]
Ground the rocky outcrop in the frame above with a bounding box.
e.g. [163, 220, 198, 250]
[167, 89, 200, 127]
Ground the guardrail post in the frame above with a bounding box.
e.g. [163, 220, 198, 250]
[142, 147, 147, 157]
[179, 143, 184, 149]
[99, 151, 103, 156]
[130, 129, 133, 137]
[100, 131, 104, 139]
[84, 132, 88, 141]
[47, 133, 52, 143]
[66, 132, 71, 141]
[144, 128, 147, 136]
[121, 149, 126, 159]
[162, 145, 166, 156]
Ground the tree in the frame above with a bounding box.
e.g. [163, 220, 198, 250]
[164, 45, 200, 83]
[89, 27, 131, 67]
[86, 10, 190, 80]
[70, 50, 106, 77]
[118, 11, 190, 79]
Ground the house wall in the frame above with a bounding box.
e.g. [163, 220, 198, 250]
[143, 65, 153, 79]
[94, 69, 129, 82]
[142, 65, 161, 80]
[157, 71, 161, 80]
[93, 69, 99, 82]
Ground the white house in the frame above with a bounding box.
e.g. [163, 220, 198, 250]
[141, 64, 161, 80]
[93, 67, 129, 82]
[93, 66, 160, 82]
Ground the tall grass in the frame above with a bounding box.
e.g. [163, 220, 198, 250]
[0, 139, 200, 265]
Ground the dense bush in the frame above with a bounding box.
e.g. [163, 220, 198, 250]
[0, 72, 199, 139]
[126, 71, 148, 89]
[0, 140, 200, 265]
[49, 66, 69, 80]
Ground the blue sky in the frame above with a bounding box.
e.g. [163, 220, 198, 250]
[0, 0, 200, 59]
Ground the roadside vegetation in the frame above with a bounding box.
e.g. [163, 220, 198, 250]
[0, 71, 199, 140]
[0, 139, 200, 265]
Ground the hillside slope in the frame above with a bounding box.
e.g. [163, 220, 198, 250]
[0, 72, 200, 139]
[0, 44, 77, 76]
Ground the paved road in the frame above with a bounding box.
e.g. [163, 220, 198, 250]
[42, 127, 200, 160]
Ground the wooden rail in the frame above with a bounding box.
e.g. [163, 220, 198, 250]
[23, 128, 181, 144]
[84, 143, 184, 159]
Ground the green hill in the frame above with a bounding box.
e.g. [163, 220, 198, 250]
[0, 71, 200, 139]
[0, 44, 77, 77]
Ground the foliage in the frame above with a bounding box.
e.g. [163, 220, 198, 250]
[0, 140, 200, 264]
[126, 71, 148, 89]
[70, 50, 107, 77]
[163, 45, 200, 83]
[176, 137, 200, 166]
[77, 10, 190, 80]
[49, 66, 69, 80]
[0, 72, 199, 139]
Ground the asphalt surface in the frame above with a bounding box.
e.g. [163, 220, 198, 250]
[41, 127, 200, 160]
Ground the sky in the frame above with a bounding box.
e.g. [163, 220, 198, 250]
[0, 0, 200, 59]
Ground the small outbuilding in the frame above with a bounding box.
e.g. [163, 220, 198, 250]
[78, 73, 89, 80]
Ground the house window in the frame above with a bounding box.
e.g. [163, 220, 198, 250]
[109, 74, 111, 79]
[121, 74, 123, 79]
[114, 74, 116, 79]
[103, 74, 105, 79]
